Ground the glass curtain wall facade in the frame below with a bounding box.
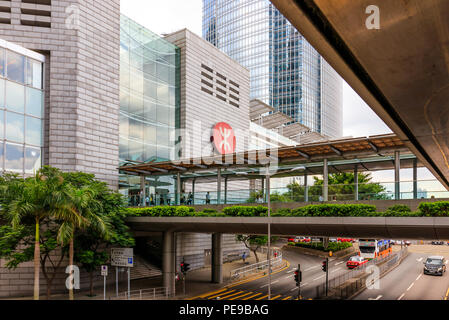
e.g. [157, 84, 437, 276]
[0, 43, 44, 175]
[202, 0, 342, 138]
[119, 15, 180, 205]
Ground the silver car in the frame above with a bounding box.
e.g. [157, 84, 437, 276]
[423, 256, 446, 276]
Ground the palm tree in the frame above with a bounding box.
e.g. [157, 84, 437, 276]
[0, 167, 69, 300]
[55, 184, 110, 300]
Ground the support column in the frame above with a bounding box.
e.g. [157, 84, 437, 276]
[323, 159, 329, 202]
[354, 165, 359, 201]
[192, 178, 196, 205]
[140, 175, 146, 207]
[176, 173, 181, 205]
[413, 158, 418, 199]
[266, 167, 272, 300]
[304, 172, 308, 202]
[224, 177, 228, 204]
[395, 151, 400, 200]
[217, 168, 222, 205]
[211, 233, 223, 284]
[162, 231, 176, 297]
[261, 178, 265, 202]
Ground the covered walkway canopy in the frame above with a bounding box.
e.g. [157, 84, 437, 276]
[119, 134, 429, 205]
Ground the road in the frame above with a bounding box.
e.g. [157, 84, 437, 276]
[191, 249, 353, 300]
[354, 249, 449, 300]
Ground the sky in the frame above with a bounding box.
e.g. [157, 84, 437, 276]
[121, 0, 391, 139]
[120, 0, 436, 183]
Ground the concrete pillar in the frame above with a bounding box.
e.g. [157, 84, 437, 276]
[224, 177, 228, 204]
[261, 178, 265, 202]
[140, 175, 146, 207]
[354, 165, 359, 201]
[413, 158, 418, 199]
[162, 231, 176, 296]
[323, 159, 329, 201]
[176, 173, 181, 205]
[304, 172, 308, 202]
[211, 233, 223, 284]
[395, 151, 400, 200]
[217, 168, 222, 205]
[192, 179, 196, 205]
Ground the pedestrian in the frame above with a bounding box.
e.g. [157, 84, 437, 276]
[145, 195, 150, 207]
[206, 192, 211, 204]
[242, 252, 247, 263]
[187, 192, 193, 205]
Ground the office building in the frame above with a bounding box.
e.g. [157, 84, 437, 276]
[202, 0, 343, 138]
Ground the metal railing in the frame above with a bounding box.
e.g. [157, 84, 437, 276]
[229, 248, 283, 282]
[110, 287, 169, 300]
[127, 179, 448, 207]
[313, 248, 408, 299]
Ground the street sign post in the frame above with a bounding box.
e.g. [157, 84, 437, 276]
[101, 265, 108, 300]
[111, 248, 134, 299]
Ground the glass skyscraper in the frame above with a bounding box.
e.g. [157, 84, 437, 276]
[202, 0, 342, 138]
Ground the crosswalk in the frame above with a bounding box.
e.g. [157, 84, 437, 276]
[191, 288, 297, 301]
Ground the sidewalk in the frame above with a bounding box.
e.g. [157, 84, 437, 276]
[5, 251, 275, 300]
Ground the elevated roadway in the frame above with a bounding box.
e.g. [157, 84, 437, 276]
[270, 0, 449, 190]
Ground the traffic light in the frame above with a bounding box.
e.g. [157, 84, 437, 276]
[322, 260, 328, 272]
[181, 261, 190, 274]
[294, 269, 302, 286]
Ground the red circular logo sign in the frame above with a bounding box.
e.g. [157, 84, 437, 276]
[211, 122, 236, 155]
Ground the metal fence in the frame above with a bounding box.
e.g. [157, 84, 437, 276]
[229, 248, 284, 282]
[313, 248, 408, 299]
[110, 287, 169, 300]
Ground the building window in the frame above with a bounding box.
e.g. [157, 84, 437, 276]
[0, 46, 44, 175]
[6, 51, 25, 84]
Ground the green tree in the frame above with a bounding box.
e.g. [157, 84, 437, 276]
[64, 172, 134, 297]
[235, 235, 277, 263]
[0, 166, 70, 300]
[286, 172, 389, 201]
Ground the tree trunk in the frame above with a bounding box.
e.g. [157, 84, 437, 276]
[46, 278, 53, 300]
[69, 237, 74, 300]
[252, 249, 259, 263]
[90, 271, 94, 296]
[34, 218, 40, 300]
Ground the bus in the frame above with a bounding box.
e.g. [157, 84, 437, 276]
[358, 239, 392, 260]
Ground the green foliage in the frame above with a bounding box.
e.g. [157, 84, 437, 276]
[127, 206, 195, 217]
[222, 206, 268, 217]
[291, 204, 377, 217]
[289, 241, 353, 252]
[418, 201, 449, 217]
[286, 172, 390, 201]
[384, 204, 413, 217]
[272, 208, 292, 217]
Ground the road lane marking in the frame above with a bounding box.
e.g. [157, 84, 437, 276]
[242, 293, 262, 300]
[335, 261, 345, 266]
[398, 293, 405, 300]
[270, 295, 282, 300]
[416, 274, 422, 281]
[191, 288, 227, 300]
[305, 266, 319, 271]
[446, 260, 448, 264]
[218, 291, 245, 300]
[406, 283, 414, 291]
[255, 294, 268, 300]
[331, 267, 342, 273]
[282, 296, 292, 300]
[228, 292, 254, 300]
[445, 288, 449, 300]
[260, 280, 279, 288]
[284, 275, 293, 280]
[313, 275, 325, 281]
[208, 290, 235, 299]
[417, 258, 423, 262]
[368, 295, 382, 300]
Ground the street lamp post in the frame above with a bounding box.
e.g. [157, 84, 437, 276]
[266, 166, 271, 300]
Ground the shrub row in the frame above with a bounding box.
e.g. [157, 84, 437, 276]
[125, 202, 449, 218]
[288, 241, 353, 252]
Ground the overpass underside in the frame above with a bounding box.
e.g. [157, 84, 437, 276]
[270, 0, 449, 191]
